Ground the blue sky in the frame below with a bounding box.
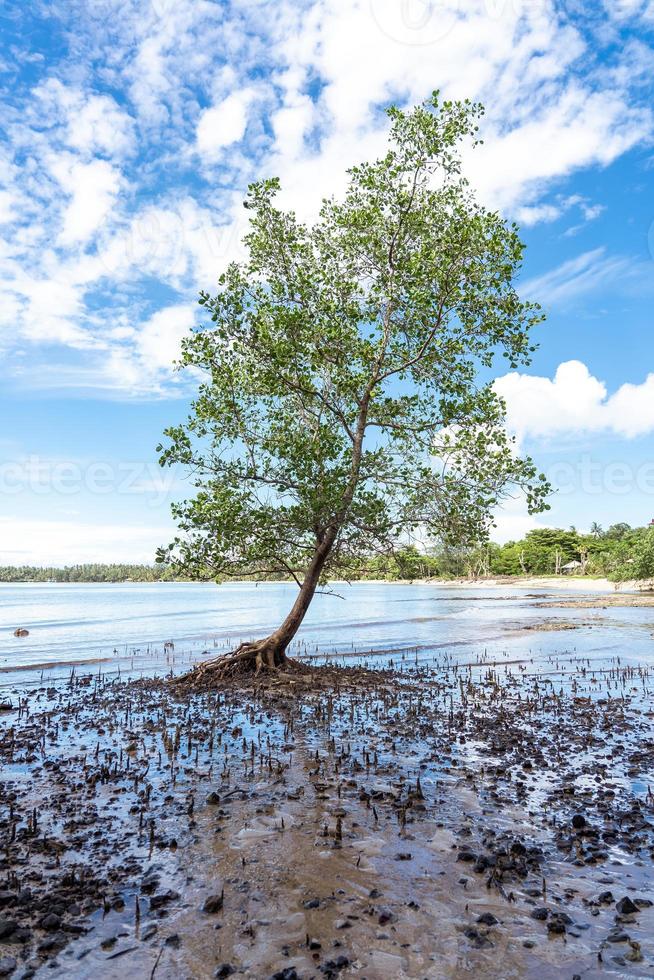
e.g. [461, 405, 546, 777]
[1, 0, 653, 564]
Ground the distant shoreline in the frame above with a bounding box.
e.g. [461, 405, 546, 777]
[1, 574, 651, 592]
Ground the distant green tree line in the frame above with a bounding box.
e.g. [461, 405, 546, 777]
[0, 564, 209, 583]
[1, 523, 652, 583]
[344, 523, 654, 581]
[434, 523, 654, 581]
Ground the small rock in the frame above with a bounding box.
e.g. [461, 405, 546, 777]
[150, 890, 179, 910]
[476, 913, 498, 926]
[571, 814, 586, 830]
[547, 917, 566, 935]
[140, 874, 160, 895]
[464, 927, 492, 948]
[207, 792, 221, 805]
[0, 956, 16, 977]
[321, 955, 349, 974]
[0, 920, 16, 941]
[531, 907, 549, 921]
[39, 913, 61, 932]
[214, 966, 235, 979]
[616, 896, 639, 916]
[203, 893, 224, 914]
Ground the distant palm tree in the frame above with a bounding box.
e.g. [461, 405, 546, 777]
[590, 522, 604, 538]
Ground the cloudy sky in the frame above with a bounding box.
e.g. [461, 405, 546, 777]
[1, 0, 653, 564]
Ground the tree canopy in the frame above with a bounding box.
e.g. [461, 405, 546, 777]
[158, 92, 551, 675]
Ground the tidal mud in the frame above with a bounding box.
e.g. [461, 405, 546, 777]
[0, 649, 653, 978]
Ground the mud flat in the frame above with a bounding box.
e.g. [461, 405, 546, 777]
[1, 650, 654, 979]
[534, 595, 654, 609]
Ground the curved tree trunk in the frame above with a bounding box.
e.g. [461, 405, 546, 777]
[178, 530, 336, 686]
[179, 394, 371, 687]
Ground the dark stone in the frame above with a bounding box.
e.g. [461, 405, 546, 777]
[531, 907, 549, 921]
[150, 890, 179, 910]
[37, 933, 66, 953]
[572, 814, 586, 830]
[321, 956, 350, 975]
[0, 895, 16, 911]
[14, 891, 31, 909]
[0, 920, 17, 941]
[598, 890, 614, 904]
[464, 927, 492, 948]
[214, 966, 235, 979]
[39, 914, 61, 932]
[165, 934, 180, 948]
[616, 896, 639, 916]
[270, 970, 298, 980]
[547, 917, 566, 935]
[476, 913, 498, 926]
[202, 894, 224, 914]
[207, 792, 221, 805]
[303, 898, 320, 909]
[140, 875, 160, 895]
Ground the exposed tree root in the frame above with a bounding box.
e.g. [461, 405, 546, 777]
[174, 637, 310, 690]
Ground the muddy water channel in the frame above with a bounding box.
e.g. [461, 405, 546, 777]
[1, 583, 654, 978]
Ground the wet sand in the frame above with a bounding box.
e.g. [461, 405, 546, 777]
[1, 639, 654, 979]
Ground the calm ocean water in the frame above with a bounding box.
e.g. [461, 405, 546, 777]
[1, 581, 652, 687]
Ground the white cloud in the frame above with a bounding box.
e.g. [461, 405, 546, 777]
[519, 247, 650, 306]
[0, 516, 171, 565]
[0, 0, 653, 396]
[196, 89, 255, 158]
[496, 360, 654, 441]
[136, 303, 194, 369]
[492, 496, 546, 544]
[48, 155, 123, 246]
[515, 194, 606, 228]
[32, 79, 135, 159]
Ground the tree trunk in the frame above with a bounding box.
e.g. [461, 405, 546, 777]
[178, 531, 336, 686]
[180, 390, 370, 687]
